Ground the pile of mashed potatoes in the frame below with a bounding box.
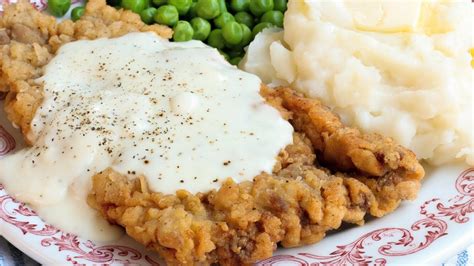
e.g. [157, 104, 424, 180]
[241, 0, 473, 166]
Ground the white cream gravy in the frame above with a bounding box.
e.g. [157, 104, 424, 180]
[0, 32, 293, 241]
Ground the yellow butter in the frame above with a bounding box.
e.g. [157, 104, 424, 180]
[348, 0, 424, 33]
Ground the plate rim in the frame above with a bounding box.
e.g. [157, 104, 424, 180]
[0, 0, 473, 263]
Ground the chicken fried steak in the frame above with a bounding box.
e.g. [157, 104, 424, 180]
[88, 87, 424, 265]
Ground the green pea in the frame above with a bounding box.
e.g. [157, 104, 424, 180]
[140, 7, 157, 24]
[122, 0, 146, 13]
[222, 21, 243, 45]
[154, 5, 179, 26]
[71, 6, 85, 21]
[213, 12, 234, 29]
[225, 23, 250, 49]
[190, 17, 211, 41]
[234, 11, 253, 28]
[249, 0, 273, 17]
[48, 0, 71, 17]
[239, 23, 252, 47]
[260, 10, 283, 27]
[217, 0, 227, 13]
[195, 0, 220, 19]
[168, 0, 192, 15]
[121, 0, 147, 13]
[173, 20, 194, 42]
[230, 0, 249, 12]
[252, 22, 273, 37]
[273, 0, 287, 12]
[229, 56, 242, 65]
[106, 0, 121, 7]
[208, 29, 225, 49]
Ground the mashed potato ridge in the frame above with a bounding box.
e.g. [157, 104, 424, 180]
[241, 0, 474, 165]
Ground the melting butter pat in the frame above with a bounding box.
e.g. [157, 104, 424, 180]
[348, 0, 423, 32]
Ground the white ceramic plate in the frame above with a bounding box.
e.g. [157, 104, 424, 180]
[0, 1, 473, 265]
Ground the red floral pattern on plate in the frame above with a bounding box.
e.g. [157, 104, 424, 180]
[41, 235, 143, 265]
[0, 184, 154, 264]
[0, 125, 15, 156]
[0, 126, 156, 264]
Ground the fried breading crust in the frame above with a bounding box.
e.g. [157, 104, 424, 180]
[89, 132, 422, 265]
[0, 0, 171, 139]
[89, 88, 424, 265]
[264, 87, 424, 180]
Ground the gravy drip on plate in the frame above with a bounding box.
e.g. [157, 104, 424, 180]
[0, 32, 293, 241]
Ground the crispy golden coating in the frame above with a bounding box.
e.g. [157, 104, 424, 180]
[88, 89, 424, 265]
[89, 131, 422, 265]
[0, 2, 425, 265]
[265, 87, 425, 180]
[0, 0, 171, 139]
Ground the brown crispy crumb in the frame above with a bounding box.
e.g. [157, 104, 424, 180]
[88, 128, 423, 265]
